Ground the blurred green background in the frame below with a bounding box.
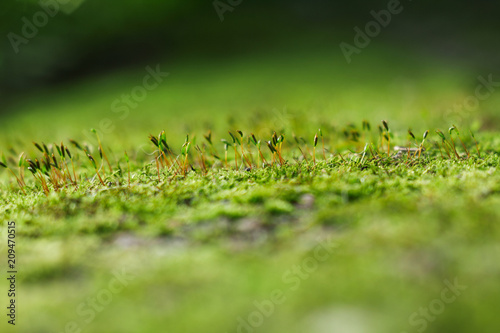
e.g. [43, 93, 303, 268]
[1, 0, 499, 146]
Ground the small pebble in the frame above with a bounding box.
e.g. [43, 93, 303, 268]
[298, 193, 315, 209]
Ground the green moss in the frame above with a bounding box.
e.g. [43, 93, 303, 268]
[1, 48, 500, 333]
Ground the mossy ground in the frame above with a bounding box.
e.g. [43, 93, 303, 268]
[1, 46, 500, 333]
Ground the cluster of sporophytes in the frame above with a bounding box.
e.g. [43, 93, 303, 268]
[0, 121, 484, 196]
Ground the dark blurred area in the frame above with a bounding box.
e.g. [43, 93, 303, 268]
[0, 0, 499, 103]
